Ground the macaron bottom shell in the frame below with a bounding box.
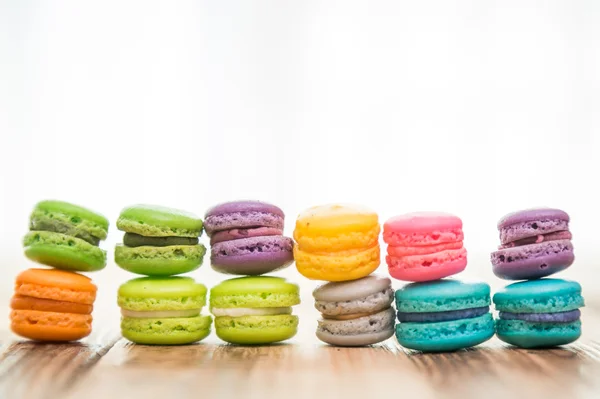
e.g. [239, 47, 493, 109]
[11, 310, 92, 341]
[496, 319, 581, 349]
[395, 313, 495, 352]
[121, 315, 212, 345]
[214, 315, 298, 345]
[294, 245, 380, 282]
[114, 244, 206, 276]
[24, 231, 106, 272]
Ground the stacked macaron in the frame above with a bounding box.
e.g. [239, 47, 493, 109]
[115, 205, 211, 345]
[204, 201, 299, 345]
[383, 212, 494, 352]
[11, 200, 108, 341]
[294, 204, 395, 347]
[491, 208, 584, 348]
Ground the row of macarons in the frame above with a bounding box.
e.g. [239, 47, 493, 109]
[11, 268, 584, 350]
[20, 200, 575, 282]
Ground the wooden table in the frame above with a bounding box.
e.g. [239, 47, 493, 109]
[1, 302, 599, 399]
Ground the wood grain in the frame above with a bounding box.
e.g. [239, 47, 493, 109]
[0, 306, 598, 398]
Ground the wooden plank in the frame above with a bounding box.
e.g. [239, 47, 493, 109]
[63, 306, 600, 399]
[0, 328, 120, 399]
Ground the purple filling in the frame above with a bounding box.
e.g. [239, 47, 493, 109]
[499, 309, 581, 323]
[397, 306, 489, 323]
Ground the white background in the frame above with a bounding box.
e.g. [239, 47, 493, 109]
[1, 1, 599, 328]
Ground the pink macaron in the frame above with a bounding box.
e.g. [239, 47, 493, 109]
[383, 212, 467, 282]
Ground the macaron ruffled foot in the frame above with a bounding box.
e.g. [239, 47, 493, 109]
[395, 280, 494, 352]
[204, 201, 294, 275]
[493, 279, 584, 348]
[118, 277, 212, 345]
[210, 276, 300, 345]
[10, 269, 97, 341]
[313, 275, 395, 346]
[115, 204, 206, 276]
[383, 212, 466, 282]
[23, 200, 109, 272]
[491, 208, 574, 280]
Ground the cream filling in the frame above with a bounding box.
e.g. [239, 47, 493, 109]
[121, 309, 200, 318]
[211, 307, 292, 317]
[321, 309, 382, 321]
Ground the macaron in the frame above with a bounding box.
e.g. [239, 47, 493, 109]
[313, 275, 395, 346]
[204, 201, 294, 275]
[395, 280, 494, 352]
[10, 268, 97, 341]
[23, 200, 109, 271]
[383, 212, 467, 282]
[115, 204, 206, 276]
[491, 208, 574, 280]
[118, 277, 212, 345]
[493, 279, 584, 348]
[210, 276, 300, 344]
[293, 204, 380, 281]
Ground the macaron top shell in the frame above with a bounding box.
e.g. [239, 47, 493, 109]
[295, 204, 378, 235]
[117, 204, 203, 237]
[498, 208, 570, 229]
[313, 275, 392, 302]
[205, 200, 284, 218]
[210, 276, 300, 308]
[384, 212, 462, 233]
[16, 268, 97, 293]
[395, 280, 490, 313]
[118, 277, 207, 311]
[118, 277, 207, 298]
[493, 279, 584, 313]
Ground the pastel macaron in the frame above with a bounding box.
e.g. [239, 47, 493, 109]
[115, 204, 206, 276]
[493, 279, 584, 348]
[118, 277, 212, 345]
[491, 208, 574, 280]
[383, 212, 467, 282]
[204, 201, 294, 275]
[23, 200, 109, 272]
[395, 280, 495, 352]
[313, 275, 395, 346]
[10, 268, 97, 341]
[294, 204, 380, 281]
[210, 276, 300, 345]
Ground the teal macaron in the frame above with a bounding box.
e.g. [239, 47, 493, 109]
[115, 204, 206, 276]
[118, 277, 212, 345]
[23, 200, 109, 271]
[210, 276, 300, 345]
[493, 279, 584, 348]
[395, 280, 495, 352]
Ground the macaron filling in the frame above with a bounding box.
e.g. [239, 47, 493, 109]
[499, 230, 572, 249]
[30, 217, 102, 246]
[498, 309, 581, 323]
[123, 233, 199, 247]
[397, 306, 489, 323]
[211, 307, 293, 317]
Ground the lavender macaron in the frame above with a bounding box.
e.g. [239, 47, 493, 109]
[204, 201, 294, 275]
[491, 208, 574, 280]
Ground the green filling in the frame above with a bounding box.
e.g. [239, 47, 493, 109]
[115, 244, 206, 261]
[123, 233, 199, 247]
[30, 210, 106, 244]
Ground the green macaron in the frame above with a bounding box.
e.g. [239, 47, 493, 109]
[118, 277, 212, 345]
[115, 204, 206, 276]
[24, 200, 109, 271]
[210, 276, 300, 345]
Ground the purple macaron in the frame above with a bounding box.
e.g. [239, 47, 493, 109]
[204, 200, 294, 275]
[491, 208, 574, 280]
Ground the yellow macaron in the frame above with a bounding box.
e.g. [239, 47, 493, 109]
[293, 204, 380, 281]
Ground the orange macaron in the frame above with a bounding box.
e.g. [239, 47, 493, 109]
[10, 268, 97, 341]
